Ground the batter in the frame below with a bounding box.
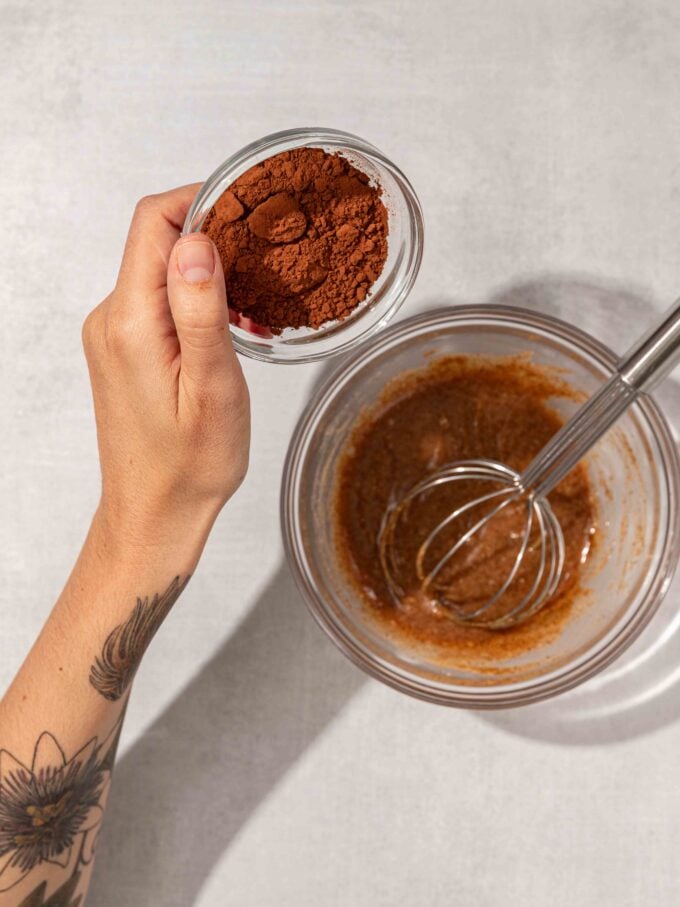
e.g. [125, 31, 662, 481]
[333, 355, 597, 666]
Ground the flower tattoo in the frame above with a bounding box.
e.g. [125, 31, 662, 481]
[0, 720, 120, 894]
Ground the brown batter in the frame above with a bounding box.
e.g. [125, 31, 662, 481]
[333, 354, 597, 667]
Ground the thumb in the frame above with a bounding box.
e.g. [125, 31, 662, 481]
[167, 234, 237, 382]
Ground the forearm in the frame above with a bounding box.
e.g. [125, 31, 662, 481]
[0, 504, 215, 905]
[0, 189, 249, 905]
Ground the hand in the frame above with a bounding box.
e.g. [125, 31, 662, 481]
[81, 185, 250, 552]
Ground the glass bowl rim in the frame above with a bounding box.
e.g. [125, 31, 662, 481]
[280, 304, 680, 708]
[182, 126, 424, 364]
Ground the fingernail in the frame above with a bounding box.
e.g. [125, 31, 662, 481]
[177, 238, 216, 284]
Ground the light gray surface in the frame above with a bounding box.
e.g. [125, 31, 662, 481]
[2, 1, 680, 905]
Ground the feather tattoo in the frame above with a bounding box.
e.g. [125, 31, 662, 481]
[89, 575, 191, 701]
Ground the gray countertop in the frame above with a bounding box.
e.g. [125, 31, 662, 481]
[1, 1, 680, 904]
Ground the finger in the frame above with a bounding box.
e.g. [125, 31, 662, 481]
[166, 234, 238, 384]
[115, 183, 203, 301]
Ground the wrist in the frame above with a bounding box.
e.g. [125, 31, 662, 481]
[88, 496, 220, 573]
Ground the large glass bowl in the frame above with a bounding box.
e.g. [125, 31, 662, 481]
[183, 127, 423, 364]
[281, 306, 680, 707]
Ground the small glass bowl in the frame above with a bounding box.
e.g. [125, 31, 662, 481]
[281, 306, 680, 708]
[182, 127, 424, 364]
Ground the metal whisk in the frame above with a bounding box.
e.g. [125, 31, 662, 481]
[378, 299, 680, 629]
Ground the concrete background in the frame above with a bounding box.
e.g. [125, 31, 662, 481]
[2, 1, 680, 904]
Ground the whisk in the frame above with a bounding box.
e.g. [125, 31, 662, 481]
[378, 299, 680, 629]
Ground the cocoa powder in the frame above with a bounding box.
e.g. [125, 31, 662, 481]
[201, 147, 389, 333]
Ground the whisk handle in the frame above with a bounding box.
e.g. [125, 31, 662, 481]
[521, 297, 680, 497]
[618, 296, 680, 392]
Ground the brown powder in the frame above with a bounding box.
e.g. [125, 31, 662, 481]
[201, 147, 389, 333]
[333, 355, 597, 674]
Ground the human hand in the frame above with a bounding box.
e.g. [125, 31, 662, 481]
[81, 185, 250, 553]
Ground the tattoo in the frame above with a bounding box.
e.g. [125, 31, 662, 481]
[18, 870, 82, 906]
[0, 717, 122, 901]
[89, 575, 190, 701]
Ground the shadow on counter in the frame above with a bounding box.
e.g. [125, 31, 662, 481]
[88, 563, 366, 907]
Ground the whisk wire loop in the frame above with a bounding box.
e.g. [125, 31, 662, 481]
[378, 295, 680, 628]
